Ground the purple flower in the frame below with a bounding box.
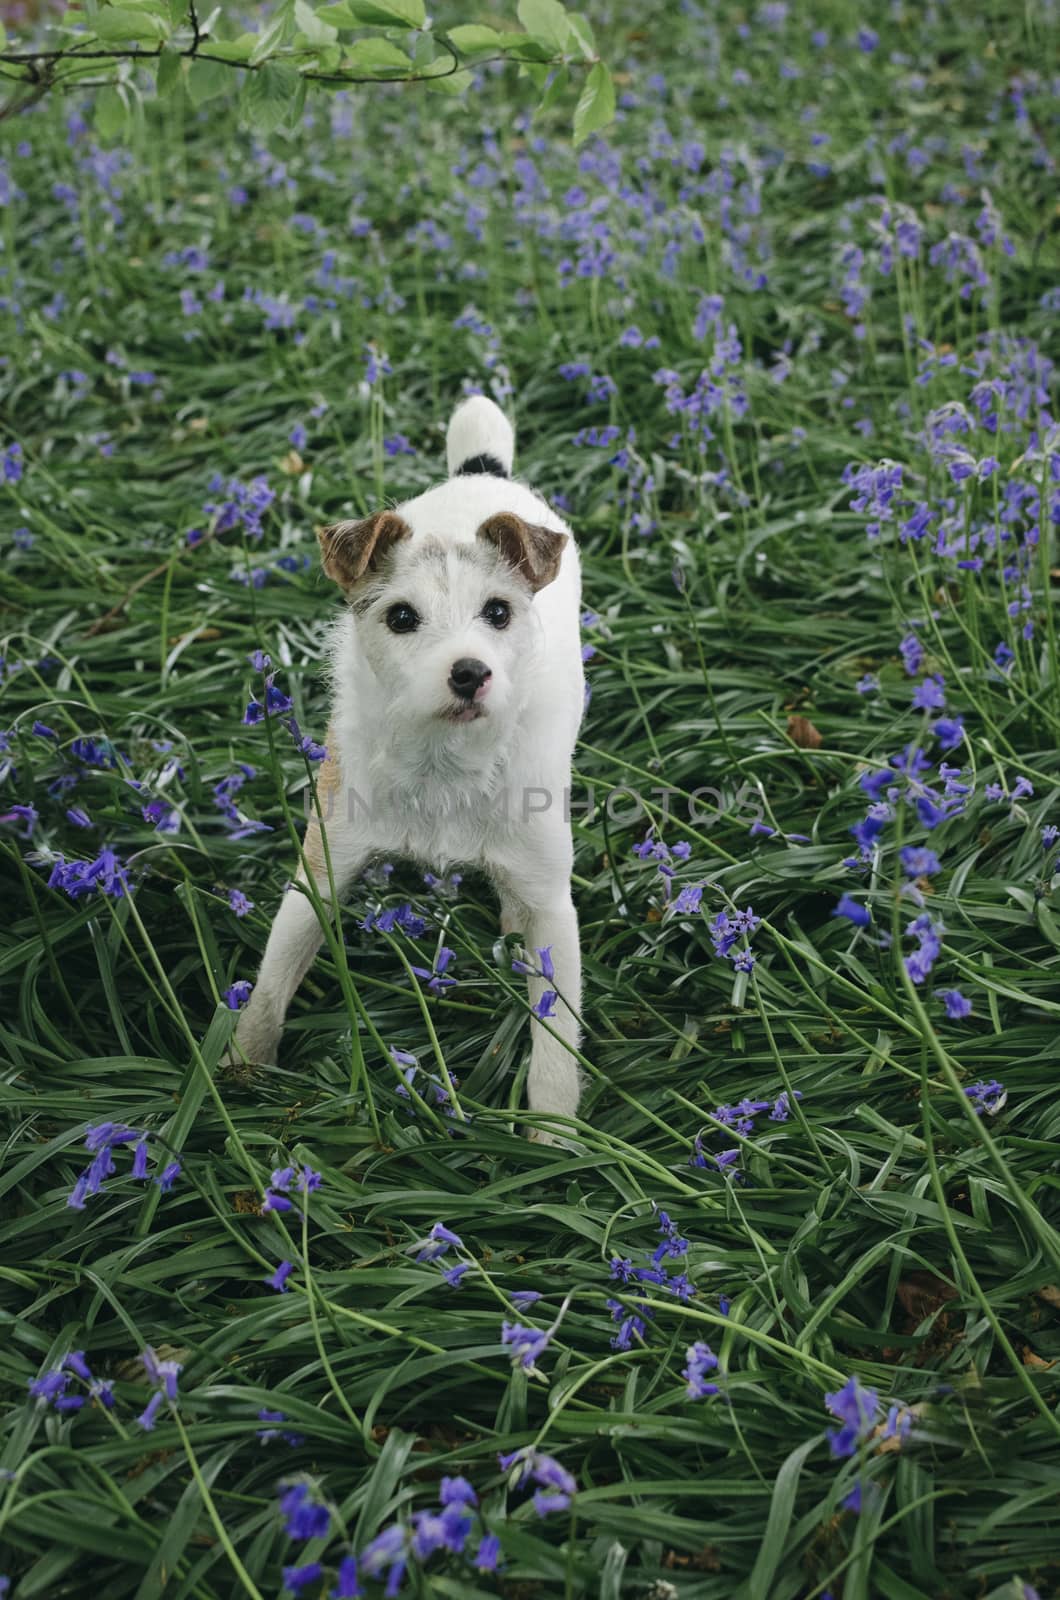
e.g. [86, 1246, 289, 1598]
[228, 888, 255, 917]
[3, 443, 23, 482]
[683, 1341, 720, 1399]
[532, 989, 557, 1020]
[474, 1534, 501, 1571]
[224, 980, 253, 1010]
[912, 676, 946, 711]
[47, 844, 130, 901]
[415, 1222, 463, 1262]
[833, 895, 870, 927]
[0, 804, 38, 837]
[938, 989, 972, 1020]
[964, 1078, 1005, 1114]
[500, 1321, 551, 1370]
[283, 1564, 324, 1595]
[900, 847, 941, 877]
[154, 1161, 181, 1193]
[899, 633, 924, 676]
[442, 1262, 470, 1288]
[533, 1491, 570, 1516]
[933, 716, 965, 751]
[331, 1555, 364, 1597]
[267, 1261, 294, 1292]
[824, 1375, 878, 1458]
[280, 1481, 331, 1541]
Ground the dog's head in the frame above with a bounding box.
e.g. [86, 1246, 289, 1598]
[317, 509, 566, 731]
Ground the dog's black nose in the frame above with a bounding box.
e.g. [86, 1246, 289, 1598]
[449, 657, 491, 700]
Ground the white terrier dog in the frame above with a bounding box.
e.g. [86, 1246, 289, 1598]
[234, 396, 584, 1136]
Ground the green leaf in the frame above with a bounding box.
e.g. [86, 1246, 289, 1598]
[0, 22, 7, 48]
[446, 23, 501, 55]
[536, 62, 568, 113]
[340, 35, 412, 74]
[572, 58, 614, 144]
[94, 5, 170, 43]
[318, 0, 426, 27]
[186, 57, 229, 103]
[517, 0, 572, 54]
[155, 44, 182, 96]
[748, 1438, 821, 1600]
[239, 60, 302, 133]
[425, 66, 472, 95]
[248, 11, 289, 65]
[499, 35, 555, 61]
[293, 0, 338, 45]
[566, 12, 596, 58]
[94, 84, 129, 138]
[196, 34, 255, 62]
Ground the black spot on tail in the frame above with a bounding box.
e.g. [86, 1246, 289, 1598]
[456, 453, 508, 478]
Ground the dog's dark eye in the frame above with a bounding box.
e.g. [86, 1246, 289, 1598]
[386, 602, 420, 634]
[482, 598, 511, 630]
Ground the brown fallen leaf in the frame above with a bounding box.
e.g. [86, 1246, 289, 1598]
[1036, 1284, 1060, 1309]
[168, 627, 222, 645]
[897, 1271, 958, 1323]
[280, 449, 305, 475]
[787, 714, 823, 749]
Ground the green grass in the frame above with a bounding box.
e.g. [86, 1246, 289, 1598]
[2, 4, 1060, 1597]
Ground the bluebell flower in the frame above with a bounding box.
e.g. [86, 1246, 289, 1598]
[904, 913, 943, 984]
[47, 844, 129, 900]
[899, 633, 924, 675]
[510, 1289, 542, 1309]
[532, 990, 557, 1020]
[442, 1263, 470, 1288]
[415, 1223, 462, 1262]
[824, 1375, 878, 1457]
[266, 1260, 294, 1296]
[280, 1481, 331, 1541]
[283, 1564, 323, 1595]
[850, 814, 886, 851]
[439, 1476, 477, 1507]
[411, 947, 457, 995]
[225, 980, 253, 1010]
[358, 1524, 406, 1589]
[933, 716, 965, 751]
[533, 1491, 570, 1516]
[330, 1556, 363, 1597]
[137, 1389, 165, 1431]
[0, 804, 38, 837]
[912, 676, 946, 711]
[228, 888, 254, 917]
[683, 1342, 720, 1398]
[66, 806, 92, 828]
[474, 1534, 500, 1571]
[833, 895, 870, 927]
[29, 1366, 69, 1403]
[900, 847, 941, 877]
[964, 1078, 1005, 1114]
[500, 1321, 551, 1370]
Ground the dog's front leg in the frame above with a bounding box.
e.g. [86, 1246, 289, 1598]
[233, 753, 365, 1066]
[498, 877, 583, 1136]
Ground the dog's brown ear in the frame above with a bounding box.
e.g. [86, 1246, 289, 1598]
[477, 511, 567, 593]
[316, 511, 411, 588]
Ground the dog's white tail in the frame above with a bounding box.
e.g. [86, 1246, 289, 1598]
[446, 395, 515, 479]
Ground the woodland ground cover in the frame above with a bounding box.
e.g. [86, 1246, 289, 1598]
[2, 3, 1060, 1597]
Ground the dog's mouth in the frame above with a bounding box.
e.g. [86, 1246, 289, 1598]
[443, 702, 487, 724]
